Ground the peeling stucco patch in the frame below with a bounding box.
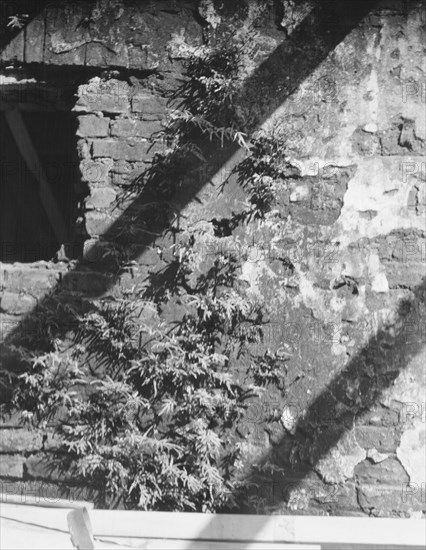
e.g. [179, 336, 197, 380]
[397, 420, 426, 487]
[368, 253, 389, 293]
[381, 350, 426, 409]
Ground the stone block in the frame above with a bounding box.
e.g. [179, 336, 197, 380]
[91, 139, 163, 161]
[77, 139, 91, 160]
[75, 79, 130, 114]
[357, 484, 424, 516]
[79, 159, 113, 184]
[110, 119, 163, 139]
[131, 92, 167, 119]
[85, 187, 117, 209]
[0, 267, 60, 298]
[354, 425, 400, 452]
[110, 172, 134, 185]
[85, 211, 113, 236]
[354, 457, 408, 485]
[111, 160, 134, 175]
[77, 115, 110, 138]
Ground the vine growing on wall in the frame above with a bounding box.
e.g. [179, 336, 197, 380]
[6, 29, 294, 512]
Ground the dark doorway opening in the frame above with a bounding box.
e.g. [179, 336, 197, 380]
[0, 111, 80, 263]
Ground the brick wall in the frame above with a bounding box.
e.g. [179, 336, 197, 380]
[1, 0, 425, 516]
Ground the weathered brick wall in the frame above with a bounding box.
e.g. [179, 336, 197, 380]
[1, 0, 425, 516]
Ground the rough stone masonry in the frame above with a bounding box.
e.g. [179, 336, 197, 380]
[0, 0, 425, 517]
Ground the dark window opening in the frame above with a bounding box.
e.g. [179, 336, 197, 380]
[0, 110, 81, 263]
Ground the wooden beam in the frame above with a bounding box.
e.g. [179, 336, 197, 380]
[4, 109, 68, 243]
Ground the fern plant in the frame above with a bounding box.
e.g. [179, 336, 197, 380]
[233, 133, 295, 222]
[13, 234, 288, 511]
[7, 24, 293, 513]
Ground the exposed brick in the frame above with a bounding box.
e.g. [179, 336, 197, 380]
[0, 429, 43, 453]
[0, 455, 25, 478]
[111, 172, 134, 185]
[75, 93, 130, 115]
[77, 139, 91, 160]
[354, 458, 408, 485]
[279, 475, 361, 514]
[383, 262, 426, 290]
[359, 407, 400, 427]
[1, 267, 61, 297]
[112, 160, 134, 175]
[84, 211, 113, 236]
[357, 485, 424, 516]
[131, 92, 167, 119]
[86, 187, 117, 209]
[111, 161, 146, 186]
[354, 425, 400, 452]
[77, 115, 110, 138]
[110, 119, 163, 138]
[75, 79, 130, 114]
[0, 292, 37, 315]
[91, 139, 163, 161]
[80, 159, 113, 184]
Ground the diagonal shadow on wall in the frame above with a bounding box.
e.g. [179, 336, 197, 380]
[180, 279, 425, 545]
[1, 0, 382, 365]
[239, 277, 425, 513]
[2, 0, 424, 523]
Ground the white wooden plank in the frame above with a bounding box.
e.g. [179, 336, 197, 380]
[94, 538, 319, 550]
[86, 511, 426, 548]
[0, 504, 71, 534]
[88, 511, 293, 542]
[4, 109, 68, 243]
[0, 517, 75, 550]
[291, 516, 426, 548]
[1, 505, 424, 549]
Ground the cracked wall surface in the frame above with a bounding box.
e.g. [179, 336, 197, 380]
[1, 0, 425, 516]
